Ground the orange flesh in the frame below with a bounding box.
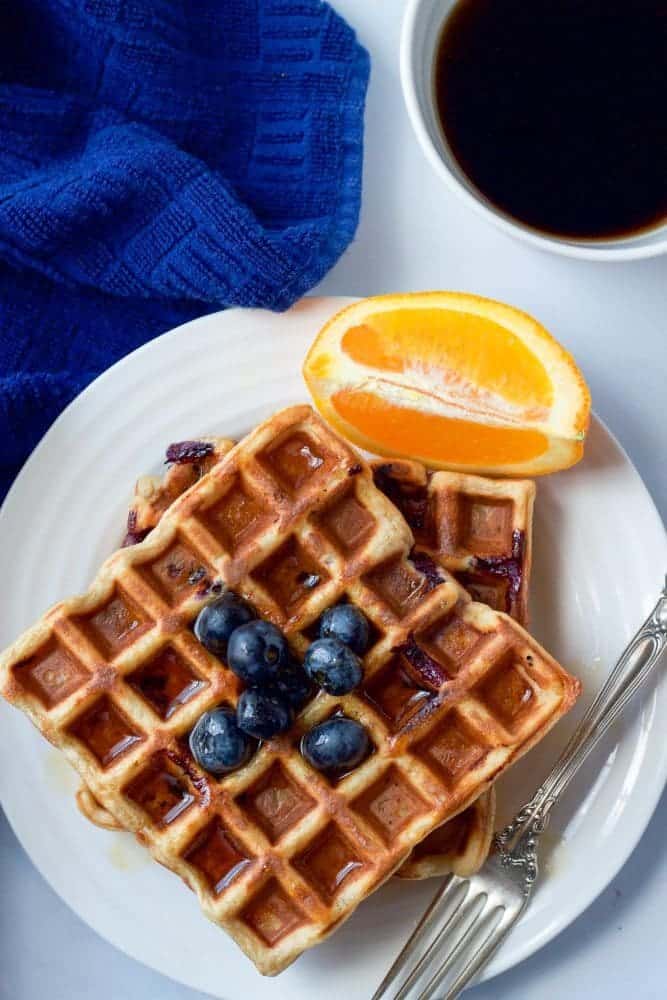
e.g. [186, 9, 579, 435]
[331, 390, 549, 465]
[340, 310, 554, 410]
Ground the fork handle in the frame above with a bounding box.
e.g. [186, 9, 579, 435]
[498, 578, 667, 850]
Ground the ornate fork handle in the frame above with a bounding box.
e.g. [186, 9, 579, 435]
[496, 578, 667, 885]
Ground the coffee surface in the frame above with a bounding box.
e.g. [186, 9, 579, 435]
[435, 0, 667, 239]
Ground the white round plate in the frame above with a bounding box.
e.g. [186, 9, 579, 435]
[0, 297, 665, 998]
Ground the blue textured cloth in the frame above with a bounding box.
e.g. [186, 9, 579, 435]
[0, 0, 369, 499]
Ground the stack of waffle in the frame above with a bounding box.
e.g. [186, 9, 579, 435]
[0, 406, 578, 975]
[83, 440, 536, 881]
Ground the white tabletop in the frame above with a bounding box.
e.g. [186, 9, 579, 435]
[2, 2, 665, 998]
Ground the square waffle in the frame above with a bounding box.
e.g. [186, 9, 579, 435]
[80, 436, 499, 882]
[0, 406, 578, 975]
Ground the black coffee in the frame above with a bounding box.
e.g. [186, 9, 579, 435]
[434, 0, 667, 240]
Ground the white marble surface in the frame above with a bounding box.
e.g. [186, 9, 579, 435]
[1, 2, 665, 998]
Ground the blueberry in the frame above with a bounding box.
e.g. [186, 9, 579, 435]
[301, 717, 370, 773]
[236, 688, 293, 740]
[189, 706, 255, 775]
[274, 659, 313, 712]
[319, 604, 370, 655]
[304, 637, 363, 695]
[194, 592, 255, 659]
[227, 620, 289, 685]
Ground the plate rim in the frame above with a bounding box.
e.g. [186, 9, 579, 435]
[1, 296, 666, 994]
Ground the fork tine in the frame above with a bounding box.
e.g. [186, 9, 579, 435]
[438, 907, 517, 1000]
[371, 876, 468, 1000]
[393, 888, 487, 1000]
[417, 902, 506, 1000]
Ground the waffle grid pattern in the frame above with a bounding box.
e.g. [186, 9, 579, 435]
[372, 460, 535, 624]
[372, 460, 535, 879]
[86, 436, 501, 882]
[1, 407, 577, 975]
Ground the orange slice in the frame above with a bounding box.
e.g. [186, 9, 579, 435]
[303, 292, 590, 476]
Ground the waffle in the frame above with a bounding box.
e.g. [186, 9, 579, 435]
[372, 461, 535, 625]
[122, 436, 235, 546]
[75, 783, 124, 830]
[373, 460, 534, 879]
[0, 405, 579, 975]
[82, 439, 496, 884]
[83, 445, 530, 883]
[400, 784, 496, 878]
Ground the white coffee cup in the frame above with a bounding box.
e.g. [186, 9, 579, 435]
[400, 0, 667, 261]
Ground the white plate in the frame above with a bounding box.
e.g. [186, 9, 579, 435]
[0, 297, 665, 998]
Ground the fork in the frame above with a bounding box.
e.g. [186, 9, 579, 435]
[373, 579, 667, 1000]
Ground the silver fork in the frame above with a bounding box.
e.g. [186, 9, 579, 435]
[373, 579, 667, 1000]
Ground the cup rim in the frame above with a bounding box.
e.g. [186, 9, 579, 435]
[400, 0, 667, 263]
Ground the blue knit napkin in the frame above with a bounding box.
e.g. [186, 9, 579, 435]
[0, 0, 369, 500]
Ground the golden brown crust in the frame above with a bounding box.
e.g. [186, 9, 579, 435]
[76, 784, 123, 831]
[397, 787, 496, 879]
